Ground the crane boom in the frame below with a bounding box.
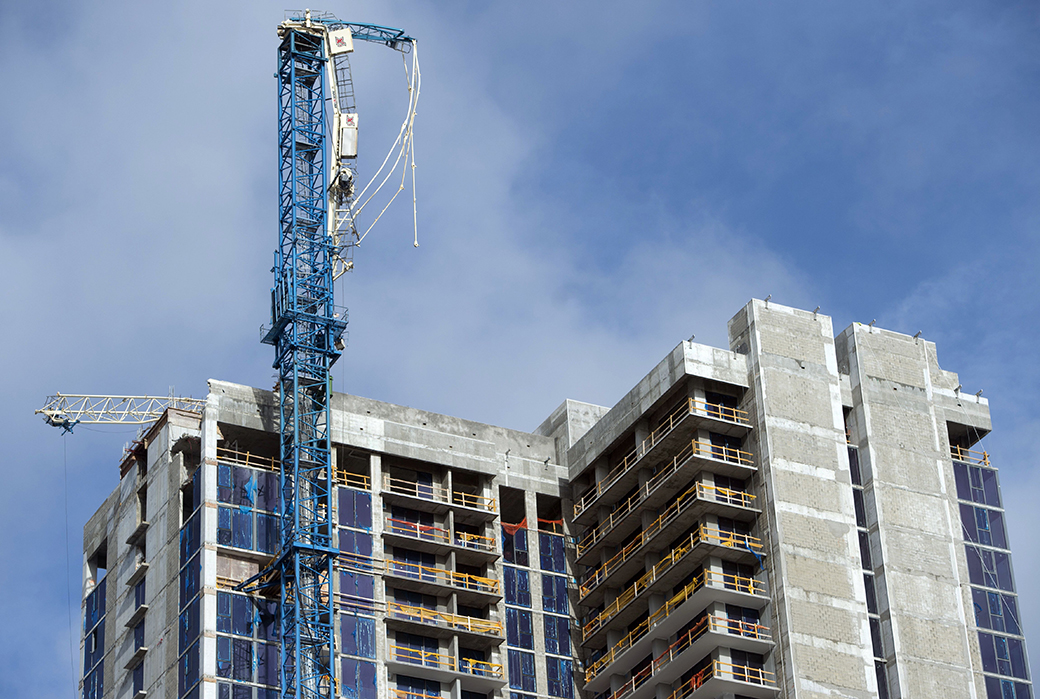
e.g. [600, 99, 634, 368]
[36, 394, 205, 432]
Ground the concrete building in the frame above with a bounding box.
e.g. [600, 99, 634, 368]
[80, 300, 1032, 699]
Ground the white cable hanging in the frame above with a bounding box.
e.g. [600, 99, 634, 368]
[347, 39, 421, 247]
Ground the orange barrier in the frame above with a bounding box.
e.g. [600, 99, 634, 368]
[385, 517, 451, 544]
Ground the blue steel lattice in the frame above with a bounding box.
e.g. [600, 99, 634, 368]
[263, 27, 347, 699]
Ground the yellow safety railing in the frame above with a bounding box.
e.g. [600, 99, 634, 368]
[657, 660, 776, 699]
[336, 552, 499, 595]
[583, 568, 764, 643]
[393, 691, 442, 699]
[385, 517, 452, 544]
[453, 490, 498, 513]
[384, 474, 452, 501]
[587, 604, 770, 682]
[387, 646, 504, 678]
[215, 446, 378, 490]
[217, 446, 279, 472]
[336, 469, 372, 490]
[334, 591, 384, 615]
[337, 551, 385, 574]
[575, 415, 755, 518]
[577, 481, 755, 558]
[387, 560, 500, 594]
[387, 602, 503, 636]
[383, 474, 497, 514]
[459, 657, 504, 678]
[216, 575, 239, 590]
[454, 531, 497, 553]
[951, 445, 990, 466]
[580, 517, 763, 596]
[388, 645, 457, 671]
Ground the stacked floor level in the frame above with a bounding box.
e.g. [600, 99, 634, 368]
[80, 299, 1031, 699]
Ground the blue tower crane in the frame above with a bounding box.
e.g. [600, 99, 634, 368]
[247, 11, 416, 699]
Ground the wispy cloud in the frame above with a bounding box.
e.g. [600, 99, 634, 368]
[2, 1, 1039, 695]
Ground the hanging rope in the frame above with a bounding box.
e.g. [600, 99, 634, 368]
[63, 435, 76, 698]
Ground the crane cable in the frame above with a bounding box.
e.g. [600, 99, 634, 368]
[349, 39, 421, 247]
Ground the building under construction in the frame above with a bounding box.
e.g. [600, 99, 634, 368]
[78, 299, 1032, 699]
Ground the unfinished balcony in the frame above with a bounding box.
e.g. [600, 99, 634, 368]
[383, 516, 498, 562]
[582, 568, 768, 650]
[666, 660, 778, 699]
[385, 559, 501, 603]
[576, 482, 759, 565]
[381, 474, 497, 523]
[573, 398, 752, 526]
[334, 552, 501, 604]
[578, 523, 764, 607]
[584, 614, 773, 697]
[386, 646, 506, 693]
[385, 602, 504, 647]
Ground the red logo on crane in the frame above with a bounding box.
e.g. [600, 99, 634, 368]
[335, 37, 347, 47]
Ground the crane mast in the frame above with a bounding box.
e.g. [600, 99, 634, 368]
[258, 12, 415, 699]
[36, 13, 416, 699]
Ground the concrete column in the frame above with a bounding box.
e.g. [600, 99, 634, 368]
[635, 418, 650, 453]
[370, 453, 383, 537]
[524, 489, 538, 526]
[648, 593, 666, 616]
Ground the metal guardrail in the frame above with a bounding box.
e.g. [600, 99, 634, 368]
[217, 446, 280, 472]
[387, 602, 502, 636]
[386, 517, 451, 544]
[577, 482, 755, 558]
[593, 614, 771, 693]
[583, 569, 764, 644]
[384, 517, 497, 553]
[337, 552, 499, 594]
[575, 404, 754, 517]
[580, 523, 763, 595]
[383, 474, 497, 513]
[678, 660, 777, 695]
[951, 445, 990, 466]
[216, 447, 374, 492]
[387, 645, 504, 678]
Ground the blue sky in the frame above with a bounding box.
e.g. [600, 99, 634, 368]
[1, 1, 1038, 696]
